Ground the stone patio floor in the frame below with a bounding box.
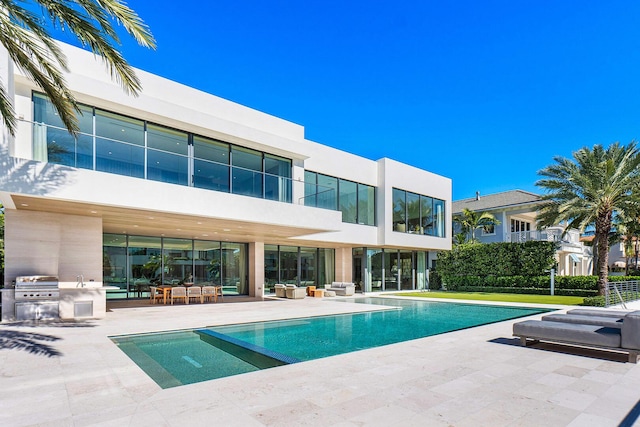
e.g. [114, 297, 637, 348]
[0, 295, 639, 426]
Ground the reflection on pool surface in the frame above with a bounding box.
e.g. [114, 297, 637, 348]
[112, 298, 552, 388]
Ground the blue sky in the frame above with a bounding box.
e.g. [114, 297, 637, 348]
[63, 1, 640, 200]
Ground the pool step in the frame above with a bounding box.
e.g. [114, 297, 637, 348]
[196, 329, 300, 369]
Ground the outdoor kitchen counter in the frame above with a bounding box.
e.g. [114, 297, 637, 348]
[58, 283, 110, 320]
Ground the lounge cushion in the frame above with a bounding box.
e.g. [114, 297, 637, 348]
[622, 311, 640, 350]
[513, 320, 621, 348]
[542, 313, 623, 329]
[567, 308, 632, 319]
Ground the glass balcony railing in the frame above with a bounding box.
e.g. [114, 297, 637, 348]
[30, 121, 294, 203]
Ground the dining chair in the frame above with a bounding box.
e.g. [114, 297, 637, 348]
[202, 286, 216, 302]
[214, 285, 224, 303]
[149, 286, 163, 304]
[171, 286, 188, 304]
[187, 286, 203, 304]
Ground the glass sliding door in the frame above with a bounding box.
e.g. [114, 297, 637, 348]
[146, 124, 189, 186]
[393, 189, 406, 232]
[318, 248, 335, 287]
[368, 249, 383, 292]
[221, 242, 246, 295]
[95, 110, 145, 178]
[162, 238, 193, 285]
[358, 184, 375, 226]
[416, 251, 427, 290]
[399, 251, 413, 290]
[231, 146, 262, 198]
[264, 245, 279, 293]
[127, 236, 162, 298]
[299, 247, 317, 286]
[406, 192, 421, 234]
[279, 246, 298, 285]
[193, 240, 221, 286]
[338, 180, 357, 223]
[384, 251, 398, 291]
[264, 154, 291, 202]
[317, 174, 338, 210]
[103, 234, 127, 299]
[193, 136, 230, 192]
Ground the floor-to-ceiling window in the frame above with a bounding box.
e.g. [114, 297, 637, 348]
[95, 110, 145, 178]
[304, 171, 375, 225]
[193, 240, 221, 285]
[263, 246, 335, 293]
[34, 93, 292, 203]
[221, 242, 247, 295]
[147, 125, 189, 186]
[355, 248, 429, 292]
[127, 236, 162, 298]
[162, 238, 193, 284]
[103, 234, 247, 299]
[392, 188, 446, 238]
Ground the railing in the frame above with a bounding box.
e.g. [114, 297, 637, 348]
[605, 280, 640, 308]
[506, 230, 561, 243]
[506, 229, 582, 244]
[28, 120, 297, 204]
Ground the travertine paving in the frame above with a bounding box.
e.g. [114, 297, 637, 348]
[0, 296, 638, 426]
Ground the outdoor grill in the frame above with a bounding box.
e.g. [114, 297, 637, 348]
[14, 275, 60, 320]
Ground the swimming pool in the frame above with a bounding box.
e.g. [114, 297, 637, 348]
[112, 298, 552, 388]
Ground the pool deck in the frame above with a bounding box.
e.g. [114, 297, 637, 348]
[1, 295, 639, 426]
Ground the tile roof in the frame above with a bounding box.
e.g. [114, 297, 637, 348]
[453, 190, 542, 214]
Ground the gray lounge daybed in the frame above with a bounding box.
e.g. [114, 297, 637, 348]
[324, 282, 355, 296]
[513, 310, 640, 363]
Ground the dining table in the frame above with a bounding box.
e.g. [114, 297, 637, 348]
[157, 285, 173, 305]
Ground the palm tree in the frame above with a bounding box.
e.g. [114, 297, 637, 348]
[536, 142, 640, 295]
[0, 0, 156, 136]
[453, 208, 501, 243]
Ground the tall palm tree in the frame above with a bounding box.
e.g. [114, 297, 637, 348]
[453, 208, 501, 243]
[536, 142, 640, 295]
[0, 0, 155, 136]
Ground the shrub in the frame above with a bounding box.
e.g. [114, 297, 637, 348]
[582, 296, 605, 307]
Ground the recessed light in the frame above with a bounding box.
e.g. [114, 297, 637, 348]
[202, 233, 209, 237]
[20, 203, 29, 207]
[197, 221, 202, 225]
[223, 228, 231, 232]
[133, 225, 138, 227]
[90, 210, 98, 214]
[148, 216, 154, 220]
[176, 228, 181, 231]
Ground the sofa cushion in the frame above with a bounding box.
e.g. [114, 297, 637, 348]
[622, 311, 640, 350]
[513, 320, 621, 348]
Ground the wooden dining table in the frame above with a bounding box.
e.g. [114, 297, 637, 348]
[157, 285, 173, 305]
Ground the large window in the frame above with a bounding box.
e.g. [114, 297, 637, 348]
[34, 94, 292, 203]
[392, 188, 446, 237]
[354, 247, 429, 292]
[103, 234, 247, 299]
[304, 171, 376, 225]
[263, 245, 335, 294]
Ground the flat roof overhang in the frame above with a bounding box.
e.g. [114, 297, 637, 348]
[8, 194, 338, 244]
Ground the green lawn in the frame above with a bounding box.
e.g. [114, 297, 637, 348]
[393, 291, 584, 305]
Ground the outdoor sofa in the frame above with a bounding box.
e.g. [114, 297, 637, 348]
[513, 309, 640, 363]
[285, 284, 305, 299]
[274, 284, 287, 298]
[325, 282, 355, 296]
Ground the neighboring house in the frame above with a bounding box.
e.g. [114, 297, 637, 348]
[452, 190, 592, 276]
[0, 41, 452, 320]
[603, 237, 639, 271]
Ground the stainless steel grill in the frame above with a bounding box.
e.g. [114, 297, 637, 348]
[14, 275, 60, 320]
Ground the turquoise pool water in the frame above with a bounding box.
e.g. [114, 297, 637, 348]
[112, 298, 552, 388]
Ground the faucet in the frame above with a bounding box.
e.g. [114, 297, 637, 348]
[77, 274, 84, 287]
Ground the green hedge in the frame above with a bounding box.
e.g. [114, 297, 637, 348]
[441, 275, 640, 297]
[437, 241, 556, 278]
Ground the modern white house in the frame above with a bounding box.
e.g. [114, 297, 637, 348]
[0, 42, 451, 320]
[452, 190, 592, 276]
